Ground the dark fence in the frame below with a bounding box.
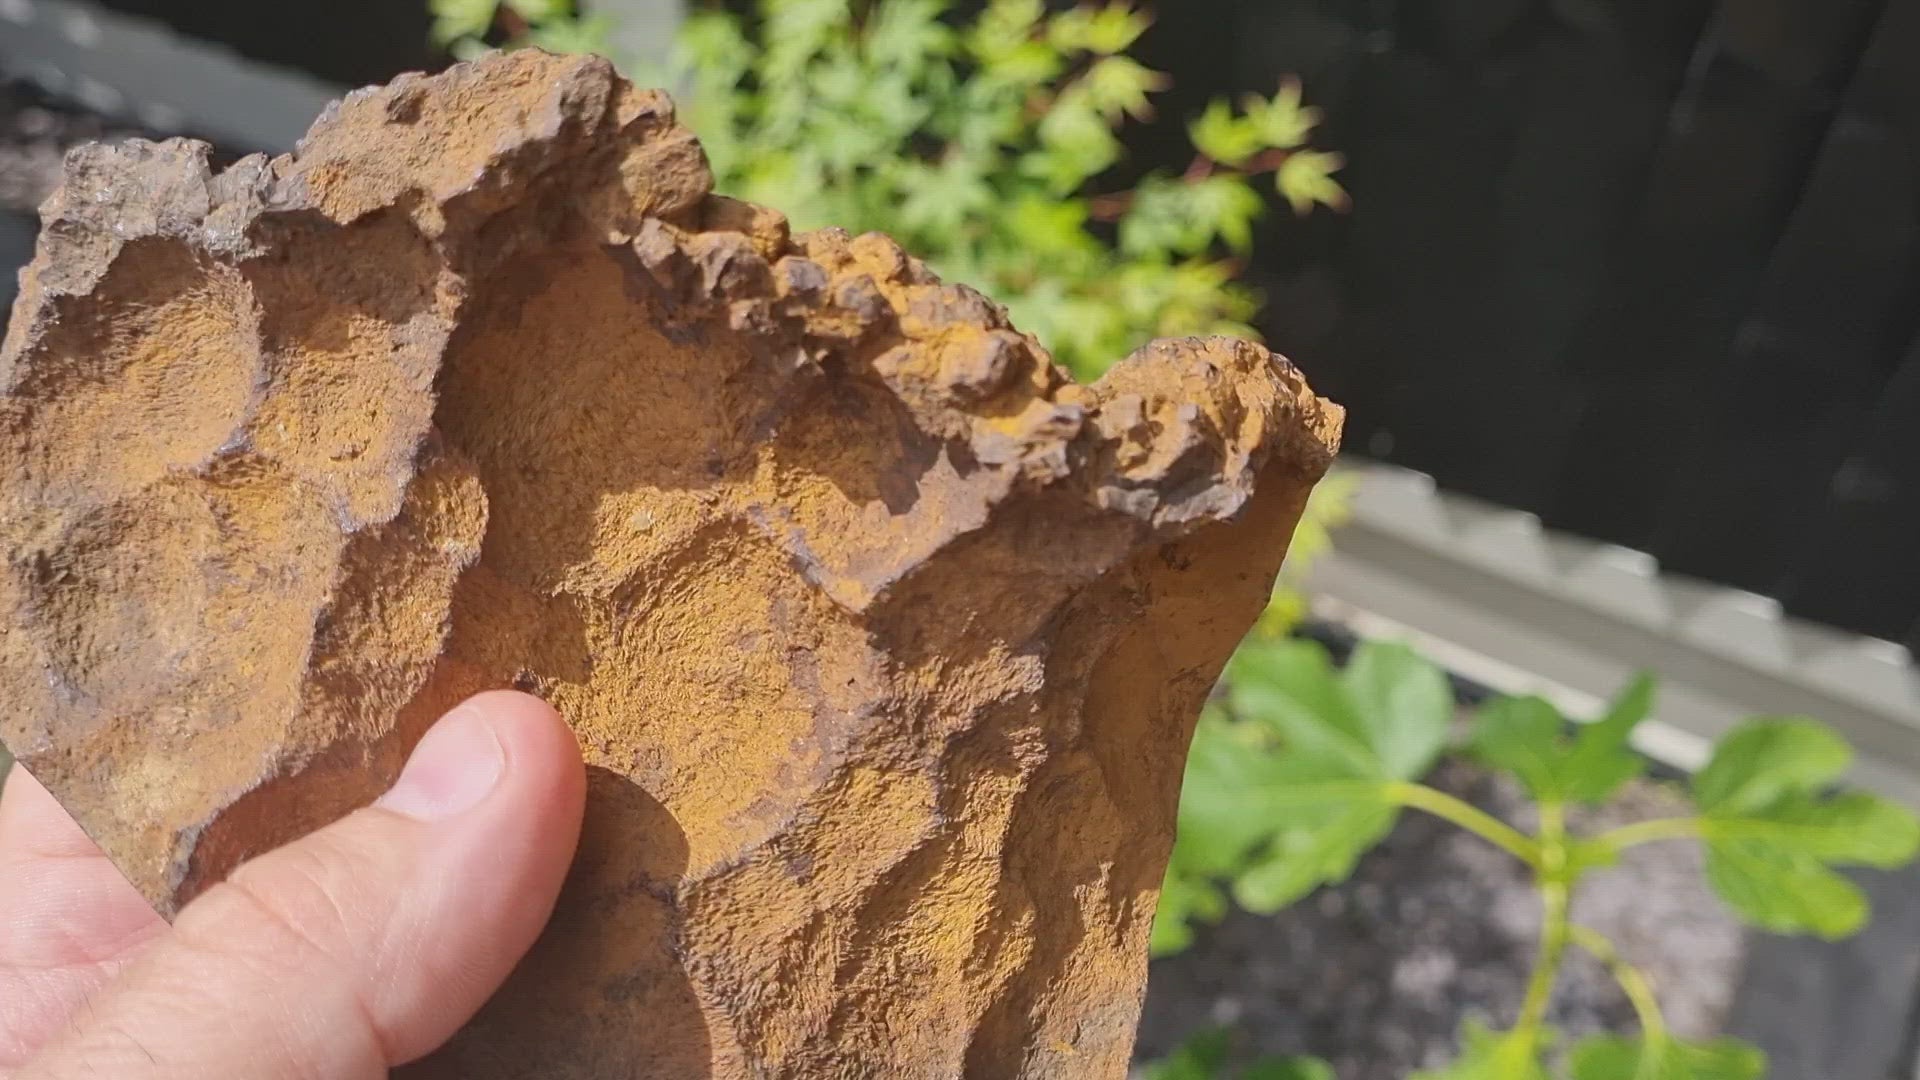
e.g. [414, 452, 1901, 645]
[1129, 0, 1920, 654]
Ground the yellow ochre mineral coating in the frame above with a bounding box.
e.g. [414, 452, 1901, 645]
[0, 51, 1342, 1078]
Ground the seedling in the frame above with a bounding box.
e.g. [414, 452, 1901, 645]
[1156, 639, 1920, 1078]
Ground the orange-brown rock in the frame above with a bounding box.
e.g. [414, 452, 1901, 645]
[0, 51, 1341, 1078]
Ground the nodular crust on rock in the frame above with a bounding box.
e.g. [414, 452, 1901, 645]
[0, 51, 1342, 1079]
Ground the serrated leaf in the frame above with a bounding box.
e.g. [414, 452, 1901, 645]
[1468, 676, 1656, 805]
[1692, 717, 1850, 814]
[1248, 77, 1321, 149]
[1562, 673, 1654, 801]
[1567, 1034, 1765, 1080]
[1178, 639, 1450, 915]
[1189, 99, 1264, 168]
[1048, 2, 1151, 55]
[895, 156, 995, 237]
[1411, 1021, 1551, 1080]
[1691, 718, 1920, 937]
[1276, 149, 1348, 215]
[969, 0, 1058, 81]
[863, 0, 956, 69]
[1081, 55, 1167, 122]
[1120, 175, 1265, 257]
[1031, 87, 1121, 191]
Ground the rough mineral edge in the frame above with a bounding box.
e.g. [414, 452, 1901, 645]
[0, 50, 1342, 1079]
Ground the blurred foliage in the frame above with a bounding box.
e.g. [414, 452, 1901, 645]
[1143, 1029, 1334, 1080]
[429, 0, 1347, 380]
[1150, 634, 1919, 1077]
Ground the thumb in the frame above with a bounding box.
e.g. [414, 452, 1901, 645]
[21, 691, 586, 1080]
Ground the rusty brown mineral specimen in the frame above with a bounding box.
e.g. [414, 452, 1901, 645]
[0, 51, 1341, 1078]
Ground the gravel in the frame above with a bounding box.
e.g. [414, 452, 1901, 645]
[1134, 759, 1746, 1077]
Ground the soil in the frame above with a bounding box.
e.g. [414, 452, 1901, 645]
[1134, 759, 1747, 1078]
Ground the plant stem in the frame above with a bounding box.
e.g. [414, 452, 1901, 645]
[1515, 800, 1570, 1042]
[1570, 924, 1670, 1077]
[1383, 781, 1540, 867]
[1592, 816, 1704, 854]
[1568, 926, 1666, 1042]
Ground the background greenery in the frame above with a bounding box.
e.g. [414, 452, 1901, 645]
[431, 0, 1346, 380]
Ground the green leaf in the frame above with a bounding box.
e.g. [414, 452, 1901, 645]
[1227, 639, 1373, 778]
[1189, 99, 1264, 168]
[1341, 639, 1454, 781]
[1140, 1029, 1231, 1080]
[1172, 638, 1451, 916]
[1691, 718, 1920, 937]
[1692, 717, 1850, 814]
[430, 0, 500, 45]
[1173, 711, 1293, 875]
[1230, 638, 1454, 784]
[1081, 55, 1166, 122]
[968, 0, 1059, 84]
[1048, 2, 1151, 55]
[1567, 1034, 1765, 1080]
[1468, 676, 1656, 805]
[1702, 839, 1868, 938]
[895, 156, 995, 238]
[863, 0, 956, 69]
[1410, 1021, 1550, 1080]
[1120, 175, 1266, 257]
[1276, 149, 1348, 215]
[1233, 798, 1394, 912]
[1030, 87, 1121, 191]
[1248, 77, 1321, 150]
[676, 10, 756, 81]
[1242, 1057, 1336, 1080]
[1562, 673, 1654, 802]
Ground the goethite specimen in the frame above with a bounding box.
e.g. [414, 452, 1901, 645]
[0, 51, 1340, 1078]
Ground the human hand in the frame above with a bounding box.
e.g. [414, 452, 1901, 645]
[0, 691, 586, 1079]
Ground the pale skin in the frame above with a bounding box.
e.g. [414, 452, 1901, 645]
[0, 691, 587, 1078]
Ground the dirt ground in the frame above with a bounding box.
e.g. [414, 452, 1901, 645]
[1134, 759, 1747, 1078]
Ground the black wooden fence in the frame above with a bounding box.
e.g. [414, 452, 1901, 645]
[1131, 0, 1920, 655]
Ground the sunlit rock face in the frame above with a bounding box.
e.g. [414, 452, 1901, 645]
[0, 50, 1341, 1079]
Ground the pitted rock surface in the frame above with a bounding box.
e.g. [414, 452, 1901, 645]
[0, 51, 1341, 1078]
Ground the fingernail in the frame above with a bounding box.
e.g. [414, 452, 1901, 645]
[376, 702, 506, 821]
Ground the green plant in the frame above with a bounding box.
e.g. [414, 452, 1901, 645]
[1142, 1028, 1333, 1080]
[1152, 638, 1920, 1078]
[430, 0, 613, 59]
[430, 0, 1346, 381]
